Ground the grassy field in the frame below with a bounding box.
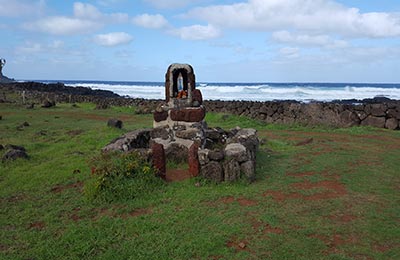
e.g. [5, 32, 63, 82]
[1, 102, 399, 260]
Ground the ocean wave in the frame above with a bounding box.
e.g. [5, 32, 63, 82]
[47, 81, 400, 101]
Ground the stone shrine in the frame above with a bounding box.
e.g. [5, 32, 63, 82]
[103, 63, 259, 182]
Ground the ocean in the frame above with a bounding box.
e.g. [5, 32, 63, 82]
[39, 80, 400, 102]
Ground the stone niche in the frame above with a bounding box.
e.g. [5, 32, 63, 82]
[103, 63, 259, 183]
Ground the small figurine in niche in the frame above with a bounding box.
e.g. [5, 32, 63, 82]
[177, 72, 187, 99]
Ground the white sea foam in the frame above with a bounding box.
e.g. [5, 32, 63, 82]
[64, 82, 400, 102]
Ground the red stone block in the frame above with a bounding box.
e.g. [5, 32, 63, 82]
[152, 143, 166, 179]
[192, 89, 203, 105]
[188, 143, 200, 177]
[153, 110, 168, 122]
[170, 107, 205, 122]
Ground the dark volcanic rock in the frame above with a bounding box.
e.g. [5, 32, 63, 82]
[223, 158, 240, 182]
[2, 149, 28, 161]
[208, 149, 224, 161]
[385, 118, 399, 130]
[42, 99, 55, 108]
[361, 116, 386, 128]
[102, 129, 151, 152]
[200, 161, 223, 183]
[241, 160, 255, 182]
[107, 118, 123, 129]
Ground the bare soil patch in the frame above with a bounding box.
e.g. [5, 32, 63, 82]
[165, 169, 192, 182]
[216, 196, 258, 206]
[28, 221, 45, 230]
[50, 181, 83, 193]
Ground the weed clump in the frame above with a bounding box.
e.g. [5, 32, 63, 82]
[85, 151, 165, 202]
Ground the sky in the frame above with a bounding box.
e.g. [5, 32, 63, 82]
[0, 0, 400, 83]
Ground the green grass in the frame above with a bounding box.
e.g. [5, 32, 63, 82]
[1, 102, 400, 260]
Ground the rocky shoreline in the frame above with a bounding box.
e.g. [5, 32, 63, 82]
[1, 81, 399, 130]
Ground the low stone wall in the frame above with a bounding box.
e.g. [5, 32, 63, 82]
[1, 82, 399, 130]
[204, 100, 400, 130]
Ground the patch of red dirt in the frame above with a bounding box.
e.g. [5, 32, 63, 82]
[50, 181, 83, 193]
[226, 239, 249, 252]
[120, 208, 152, 219]
[309, 233, 360, 255]
[295, 137, 314, 146]
[236, 198, 258, 206]
[219, 196, 235, 204]
[93, 207, 152, 220]
[165, 169, 192, 182]
[374, 243, 397, 253]
[69, 207, 82, 222]
[217, 196, 258, 206]
[262, 190, 302, 202]
[329, 214, 357, 223]
[287, 171, 317, 177]
[252, 221, 283, 235]
[28, 221, 45, 230]
[291, 179, 347, 200]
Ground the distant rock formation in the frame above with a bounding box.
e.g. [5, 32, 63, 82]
[0, 58, 15, 83]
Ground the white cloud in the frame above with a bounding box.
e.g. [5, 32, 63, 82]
[272, 31, 348, 48]
[0, 0, 45, 17]
[23, 2, 128, 35]
[185, 0, 400, 38]
[74, 2, 103, 20]
[24, 16, 100, 35]
[133, 14, 169, 29]
[73, 2, 129, 23]
[94, 32, 133, 46]
[170, 24, 221, 40]
[143, 0, 197, 9]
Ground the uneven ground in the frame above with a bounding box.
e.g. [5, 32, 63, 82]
[1, 102, 399, 260]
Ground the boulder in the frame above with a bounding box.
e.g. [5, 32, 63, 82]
[200, 161, 223, 183]
[361, 116, 386, 128]
[107, 118, 123, 129]
[366, 104, 387, 117]
[224, 143, 249, 163]
[385, 118, 399, 130]
[387, 108, 400, 120]
[2, 149, 28, 161]
[241, 160, 255, 182]
[102, 129, 151, 152]
[6, 144, 26, 151]
[223, 158, 240, 182]
[208, 149, 224, 161]
[42, 99, 55, 108]
[339, 110, 360, 127]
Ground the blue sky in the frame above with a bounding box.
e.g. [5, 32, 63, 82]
[0, 0, 399, 82]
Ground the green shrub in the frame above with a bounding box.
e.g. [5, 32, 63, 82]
[85, 151, 165, 202]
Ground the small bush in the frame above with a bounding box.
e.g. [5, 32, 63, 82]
[85, 151, 165, 202]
